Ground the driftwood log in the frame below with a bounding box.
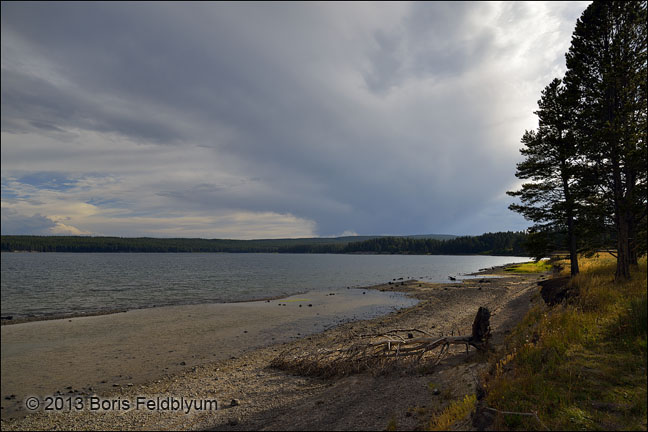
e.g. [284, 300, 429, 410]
[359, 306, 491, 358]
[271, 307, 491, 377]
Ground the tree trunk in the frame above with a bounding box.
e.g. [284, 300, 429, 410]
[611, 145, 631, 280]
[568, 216, 580, 276]
[628, 212, 638, 266]
[561, 168, 579, 276]
[626, 170, 638, 266]
[607, 72, 631, 281]
[616, 215, 631, 280]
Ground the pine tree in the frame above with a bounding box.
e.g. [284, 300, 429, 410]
[508, 78, 582, 276]
[564, 1, 647, 279]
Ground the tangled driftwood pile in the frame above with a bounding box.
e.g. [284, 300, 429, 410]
[271, 307, 491, 377]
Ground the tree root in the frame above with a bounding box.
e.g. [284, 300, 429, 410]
[270, 307, 491, 378]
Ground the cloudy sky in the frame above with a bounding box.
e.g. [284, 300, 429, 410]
[1, 1, 590, 239]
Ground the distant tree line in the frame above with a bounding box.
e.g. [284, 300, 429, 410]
[0, 236, 343, 253]
[0, 231, 528, 256]
[341, 232, 527, 256]
[508, 1, 647, 279]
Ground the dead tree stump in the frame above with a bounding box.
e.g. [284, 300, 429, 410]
[469, 306, 491, 349]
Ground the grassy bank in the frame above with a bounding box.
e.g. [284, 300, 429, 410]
[503, 260, 552, 274]
[482, 255, 647, 430]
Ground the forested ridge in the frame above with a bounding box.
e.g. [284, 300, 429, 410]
[0, 231, 527, 256]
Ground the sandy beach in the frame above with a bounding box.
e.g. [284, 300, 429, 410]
[1, 266, 547, 430]
[1, 289, 414, 419]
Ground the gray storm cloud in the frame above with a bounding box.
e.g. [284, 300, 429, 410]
[1, 2, 590, 238]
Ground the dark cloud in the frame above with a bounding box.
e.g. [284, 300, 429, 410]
[0, 208, 55, 235]
[365, 1, 498, 92]
[1, 2, 590, 238]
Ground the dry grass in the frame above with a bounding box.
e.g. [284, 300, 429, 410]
[428, 394, 477, 431]
[504, 260, 553, 273]
[483, 255, 647, 430]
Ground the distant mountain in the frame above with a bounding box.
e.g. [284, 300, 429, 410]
[247, 234, 458, 243]
[244, 235, 380, 244]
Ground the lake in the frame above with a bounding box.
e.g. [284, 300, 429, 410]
[0, 253, 530, 318]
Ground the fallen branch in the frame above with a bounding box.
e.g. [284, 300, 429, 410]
[270, 307, 491, 377]
[484, 407, 549, 431]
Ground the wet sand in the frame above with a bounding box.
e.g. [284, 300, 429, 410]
[1, 265, 548, 431]
[1, 288, 415, 420]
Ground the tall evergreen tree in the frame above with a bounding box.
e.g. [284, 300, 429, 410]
[508, 78, 582, 276]
[564, 0, 647, 279]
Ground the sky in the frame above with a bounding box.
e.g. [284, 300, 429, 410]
[1, 1, 591, 239]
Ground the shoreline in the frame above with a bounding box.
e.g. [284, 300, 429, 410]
[0, 285, 418, 421]
[0, 292, 307, 326]
[0, 261, 515, 326]
[1, 261, 542, 430]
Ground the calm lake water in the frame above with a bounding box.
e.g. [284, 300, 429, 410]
[1, 253, 530, 318]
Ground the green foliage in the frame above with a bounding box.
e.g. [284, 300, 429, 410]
[509, 0, 647, 278]
[0, 232, 530, 256]
[342, 231, 529, 255]
[563, 0, 648, 276]
[618, 294, 648, 342]
[0, 235, 344, 253]
[507, 78, 584, 275]
[485, 256, 648, 430]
